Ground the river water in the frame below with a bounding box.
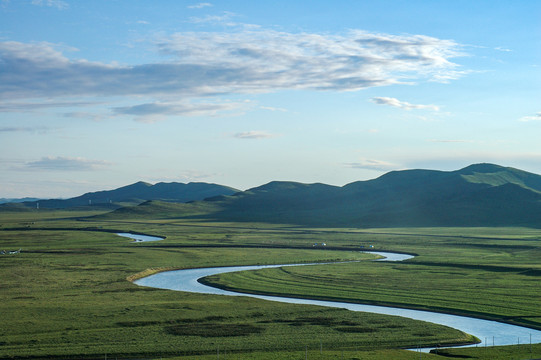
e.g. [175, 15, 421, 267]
[117, 232, 164, 242]
[126, 237, 541, 351]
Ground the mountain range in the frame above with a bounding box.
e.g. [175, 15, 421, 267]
[1, 182, 239, 210]
[4, 163, 541, 227]
[105, 163, 541, 227]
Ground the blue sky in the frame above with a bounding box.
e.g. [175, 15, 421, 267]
[1, 0, 540, 198]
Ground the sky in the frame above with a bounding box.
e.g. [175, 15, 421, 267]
[1, 0, 540, 198]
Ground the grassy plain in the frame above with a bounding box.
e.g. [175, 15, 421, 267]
[1, 209, 540, 359]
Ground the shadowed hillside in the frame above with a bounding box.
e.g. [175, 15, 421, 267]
[101, 163, 541, 227]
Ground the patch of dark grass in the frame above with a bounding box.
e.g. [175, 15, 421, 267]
[259, 316, 343, 327]
[116, 320, 161, 327]
[520, 269, 541, 276]
[295, 316, 336, 326]
[94, 287, 158, 293]
[165, 323, 263, 337]
[414, 331, 435, 337]
[381, 323, 405, 329]
[335, 326, 378, 333]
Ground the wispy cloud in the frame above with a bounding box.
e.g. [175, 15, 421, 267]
[113, 100, 250, 122]
[0, 100, 100, 112]
[63, 111, 107, 122]
[187, 3, 212, 9]
[24, 156, 112, 171]
[519, 112, 541, 122]
[146, 170, 217, 183]
[31, 0, 68, 10]
[176, 170, 215, 182]
[428, 139, 471, 143]
[371, 97, 440, 111]
[260, 106, 287, 112]
[233, 131, 278, 139]
[0, 126, 50, 133]
[344, 159, 398, 171]
[0, 30, 464, 118]
[188, 11, 237, 26]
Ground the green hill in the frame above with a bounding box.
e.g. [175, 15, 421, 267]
[1, 182, 240, 210]
[104, 163, 541, 227]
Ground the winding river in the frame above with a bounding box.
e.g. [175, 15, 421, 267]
[124, 234, 541, 351]
[117, 232, 165, 242]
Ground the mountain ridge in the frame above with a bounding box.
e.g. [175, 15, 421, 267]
[5, 163, 541, 227]
[1, 181, 240, 210]
[101, 163, 541, 227]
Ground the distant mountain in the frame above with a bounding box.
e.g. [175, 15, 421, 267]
[2, 182, 240, 210]
[103, 163, 541, 227]
[0, 197, 41, 204]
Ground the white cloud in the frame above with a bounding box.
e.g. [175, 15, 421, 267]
[0, 30, 464, 118]
[187, 3, 212, 9]
[113, 100, 250, 122]
[176, 170, 215, 182]
[260, 106, 287, 112]
[428, 139, 471, 143]
[31, 0, 68, 10]
[63, 111, 107, 122]
[233, 131, 278, 139]
[371, 97, 440, 111]
[24, 156, 112, 171]
[146, 170, 217, 183]
[0, 100, 100, 112]
[519, 112, 541, 122]
[0, 126, 50, 133]
[188, 11, 237, 26]
[344, 159, 398, 171]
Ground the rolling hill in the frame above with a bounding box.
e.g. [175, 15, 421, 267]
[1, 182, 240, 210]
[102, 163, 541, 227]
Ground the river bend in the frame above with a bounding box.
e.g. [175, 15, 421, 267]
[128, 242, 541, 350]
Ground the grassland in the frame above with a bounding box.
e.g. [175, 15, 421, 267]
[1, 210, 541, 359]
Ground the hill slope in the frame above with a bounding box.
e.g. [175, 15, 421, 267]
[5, 182, 240, 210]
[105, 163, 541, 227]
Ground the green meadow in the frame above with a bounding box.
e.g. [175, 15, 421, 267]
[1, 210, 541, 359]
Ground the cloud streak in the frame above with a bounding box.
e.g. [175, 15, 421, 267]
[519, 112, 541, 122]
[0, 126, 50, 133]
[113, 100, 250, 122]
[428, 139, 471, 143]
[187, 3, 212, 9]
[0, 30, 465, 105]
[31, 0, 68, 10]
[371, 97, 440, 111]
[233, 131, 278, 139]
[344, 159, 398, 171]
[24, 156, 112, 171]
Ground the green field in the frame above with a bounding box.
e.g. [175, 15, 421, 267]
[1, 210, 541, 359]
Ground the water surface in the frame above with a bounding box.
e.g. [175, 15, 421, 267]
[117, 233, 164, 242]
